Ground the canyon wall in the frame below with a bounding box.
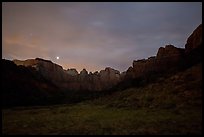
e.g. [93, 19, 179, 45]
[13, 24, 202, 91]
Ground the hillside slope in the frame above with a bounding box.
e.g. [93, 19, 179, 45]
[89, 63, 202, 110]
[3, 63, 202, 135]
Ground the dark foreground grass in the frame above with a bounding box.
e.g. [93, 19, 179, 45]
[2, 64, 202, 135]
[2, 103, 202, 135]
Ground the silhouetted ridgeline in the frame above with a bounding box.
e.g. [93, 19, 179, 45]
[2, 59, 65, 107]
[2, 24, 202, 108]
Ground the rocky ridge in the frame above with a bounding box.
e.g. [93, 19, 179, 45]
[12, 24, 202, 92]
[13, 59, 121, 91]
[125, 24, 202, 82]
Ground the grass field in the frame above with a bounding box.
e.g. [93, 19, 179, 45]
[2, 64, 202, 135]
[2, 103, 202, 135]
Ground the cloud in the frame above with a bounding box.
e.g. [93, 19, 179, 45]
[2, 2, 202, 72]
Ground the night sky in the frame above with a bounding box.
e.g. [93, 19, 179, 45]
[2, 2, 202, 73]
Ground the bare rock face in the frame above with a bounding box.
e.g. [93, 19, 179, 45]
[125, 66, 134, 80]
[156, 45, 185, 71]
[106, 67, 120, 82]
[35, 58, 65, 82]
[185, 24, 202, 54]
[157, 45, 184, 60]
[77, 67, 121, 91]
[2, 59, 63, 107]
[120, 71, 126, 81]
[99, 67, 120, 87]
[80, 69, 88, 76]
[91, 73, 102, 91]
[13, 58, 122, 91]
[13, 58, 82, 90]
[66, 68, 78, 76]
[184, 24, 202, 66]
[13, 58, 68, 87]
[13, 59, 38, 68]
[126, 45, 185, 80]
[79, 69, 88, 82]
[125, 24, 202, 83]
[11, 24, 202, 92]
[132, 57, 158, 78]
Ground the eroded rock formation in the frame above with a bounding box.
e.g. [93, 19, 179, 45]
[125, 44, 185, 80]
[125, 24, 202, 82]
[185, 24, 202, 54]
[66, 68, 78, 76]
[13, 59, 122, 91]
[12, 24, 202, 92]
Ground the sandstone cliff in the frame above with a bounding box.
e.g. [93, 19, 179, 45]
[12, 24, 202, 92]
[125, 44, 185, 81]
[125, 24, 202, 84]
[185, 24, 202, 54]
[13, 58, 69, 88]
[184, 24, 202, 66]
[13, 59, 122, 91]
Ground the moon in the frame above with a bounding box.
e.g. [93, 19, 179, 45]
[56, 56, 59, 60]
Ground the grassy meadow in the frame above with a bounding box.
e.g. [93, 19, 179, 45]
[2, 64, 202, 135]
[2, 102, 202, 135]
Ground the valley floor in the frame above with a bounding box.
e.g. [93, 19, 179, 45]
[2, 63, 202, 135]
[2, 102, 202, 135]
